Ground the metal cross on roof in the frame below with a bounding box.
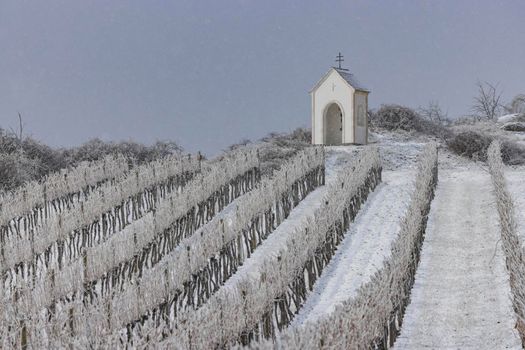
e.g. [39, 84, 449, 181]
[335, 52, 344, 69]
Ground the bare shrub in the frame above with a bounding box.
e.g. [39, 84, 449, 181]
[447, 131, 525, 165]
[63, 139, 183, 164]
[452, 115, 480, 125]
[21, 138, 67, 176]
[501, 141, 525, 165]
[0, 125, 184, 192]
[371, 104, 451, 140]
[226, 128, 312, 177]
[227, 138, 252, 151]
[259, 128, 311, 175]
[472, 81, 503, 121]
[370, 104, 420, 131]
[418, 101, 449, 124]
[0, 152, 40, 190]
[447, 131, 492, 161]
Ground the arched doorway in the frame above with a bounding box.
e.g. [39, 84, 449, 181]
[324, 103, 343, 145]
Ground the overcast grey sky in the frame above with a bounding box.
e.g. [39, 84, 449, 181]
[1, 1, 524, 155]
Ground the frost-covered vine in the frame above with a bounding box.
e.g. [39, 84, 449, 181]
[158, 147, 382, 349]
[487, 141, 525, 345]
[1, 155, 202, 299]
[0, 155, 202, 271]
[108, 147, 325, 337]
[243, 143, 438, 350]
[0, 155, 129, 228]
[2, 148, 258, 308]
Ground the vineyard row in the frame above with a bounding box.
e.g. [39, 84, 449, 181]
[251, 143, 438, 349]
[0, 155, 130, 229]
[160, 147, 382, 349]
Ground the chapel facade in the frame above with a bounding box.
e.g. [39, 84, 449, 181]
[310, 57, 370, 145]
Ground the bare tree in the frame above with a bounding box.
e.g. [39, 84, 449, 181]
[418, 101, 448, 124]
[472, 81, 503, 121]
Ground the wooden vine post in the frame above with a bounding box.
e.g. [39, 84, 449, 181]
[21, 320, 27, 350]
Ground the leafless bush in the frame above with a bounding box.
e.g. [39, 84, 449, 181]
[370, 105, 420, 131]
[370, 104, 451, 140]
[0, 127, 184, 192]
[418, 101, 449, 124]
[63, 139, 183, 164]
[447, 131, 525, 165]
[501, 141, 525, 165]
[258, 128, 312, 175]
[452, 115, 481, 125]
[228, 138, 252, 151]
[447, 131, 492, 161]
[0, 152, 40, 190]
[472, 81, 503, 121]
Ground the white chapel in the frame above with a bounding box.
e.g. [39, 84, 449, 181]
[310, 54, 370, 145]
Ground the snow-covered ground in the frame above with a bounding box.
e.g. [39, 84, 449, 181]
[291, 169, 416, 326]
[513, 132, 525, 147]
[330, 131, 426, 171]
[394, 168, 521, 349]
[302, 135, 522, 348]
[212, 132, 524, 348]
[284, 137, 424, 327]
[220, 148, 359, 293]
[506, 168, 525, 246]
[498, 113, 522, 124]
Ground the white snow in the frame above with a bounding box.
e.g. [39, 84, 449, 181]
[291, 170, 416, 326]
[394, 168, 521, 349]
[327, 133, 426, 171]
[498, 113, 521, 123]
[506, 168, 525, 247]
[513, 132, 525, 147]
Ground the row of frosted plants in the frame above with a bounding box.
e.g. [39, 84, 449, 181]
[0, 140, 439, 349]
[487, 141, 525, 347]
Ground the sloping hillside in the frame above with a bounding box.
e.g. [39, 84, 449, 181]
[2, 131, 525, 349]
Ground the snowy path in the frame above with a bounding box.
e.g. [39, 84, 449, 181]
[506, 169, 525, 247]
[394, 169, 521, 349]
[219, 150, 347, 293]
[220, 182, 330, 292]
[291, 170, 416, 326]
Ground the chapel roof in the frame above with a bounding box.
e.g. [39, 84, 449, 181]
[310, 67, 370, 93]
[334, 68, 369, 92]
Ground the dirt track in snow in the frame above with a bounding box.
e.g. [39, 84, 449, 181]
[394, 168, 521, 349]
